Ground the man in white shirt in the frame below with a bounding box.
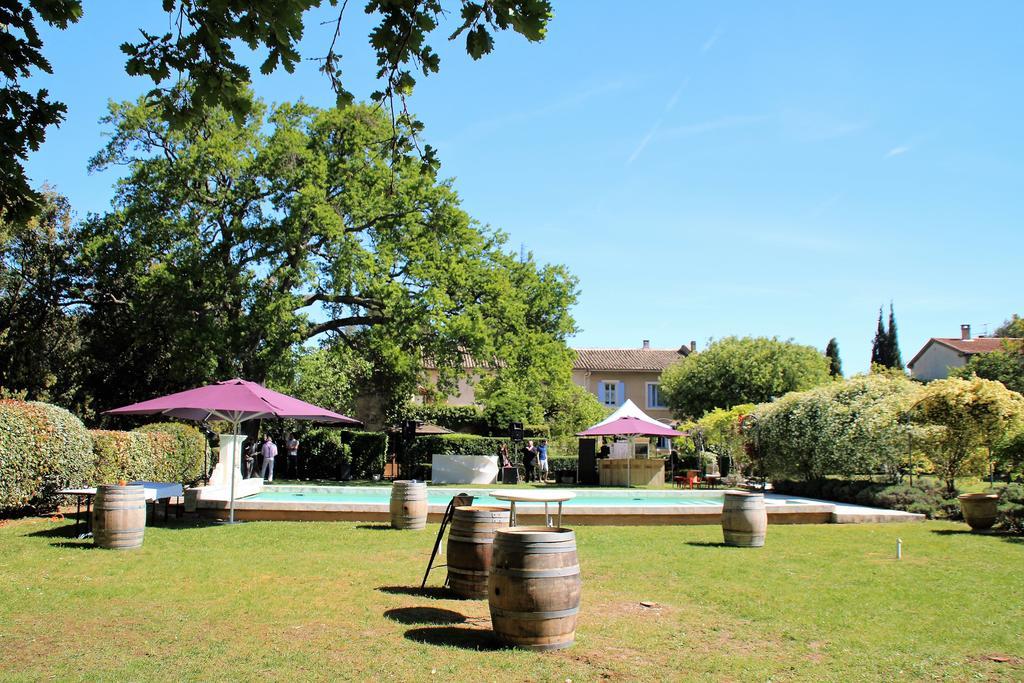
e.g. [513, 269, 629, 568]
[261, 435, 278, 482]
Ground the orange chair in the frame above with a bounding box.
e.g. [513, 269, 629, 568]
[684, 470, 700, 489]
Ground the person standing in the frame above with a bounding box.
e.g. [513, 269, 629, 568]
[286, 433, 300, 480]
[522, 440, 537, 483]
[537, 440, 549, 482]
[261, 435, 278, 482]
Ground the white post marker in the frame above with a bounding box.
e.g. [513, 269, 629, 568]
[896, 537, 902, 560]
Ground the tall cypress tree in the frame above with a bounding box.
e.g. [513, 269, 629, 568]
[825, 338, 843, 377]
[887, 302, 904, 370]
[870, 307, 887, 367]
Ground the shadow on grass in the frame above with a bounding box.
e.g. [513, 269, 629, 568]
[49, 541, 95, 550]
[930, 529, 1023, 543]
[356, 524, 395, 531]
[23, 523, 81, 538]
[404, 626, 505, 651]
[684, 541, 732, 548]
[377, 585, 474, 601]
[384, 607, 466, 625]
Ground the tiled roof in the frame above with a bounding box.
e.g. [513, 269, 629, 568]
[908, 337, 1021, 368]
[573, 348, 687, 372]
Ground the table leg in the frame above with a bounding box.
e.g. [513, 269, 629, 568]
[557, 502, 563, 528]
[85, 495, 93, 537]
[544, 502, 551, 527]
[75, 495, 82, 537]
[510, 501, 517, 527]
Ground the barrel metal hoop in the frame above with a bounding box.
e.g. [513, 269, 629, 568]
[449, 535, 494, 544]
[447, 567, 488, 577]
[490, 606, 580, 620]
[494, 543, 577, 554]
[491, 564, 580, 578]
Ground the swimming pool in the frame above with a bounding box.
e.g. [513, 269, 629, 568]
[196, 484, 839, 525]
[245, 486, 732, 508]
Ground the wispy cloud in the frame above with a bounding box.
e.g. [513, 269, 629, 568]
[661, 114, 770, 139]
[702, 26, 724, 54]
[436, 79, 632, 147]
[626, 77, 692, 166]
[885, 145, 911, 158]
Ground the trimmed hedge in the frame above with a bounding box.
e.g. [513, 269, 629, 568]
[298, 429, 388, 480]
[402, 404, 487, 433]
[135, 422, 207, 483]
[90, 423, 207, 486]
[0, 400, 93, 512]
[773, 478, 959, 519]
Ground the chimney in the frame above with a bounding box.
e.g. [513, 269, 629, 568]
[961, 324, 971, 341]
[642, 339, 650, 349]
[690, 340, 697, 352]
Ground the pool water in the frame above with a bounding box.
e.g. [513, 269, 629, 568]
[244, 486, 728, 507]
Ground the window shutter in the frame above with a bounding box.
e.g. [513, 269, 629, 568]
[616, 381, 624, 406]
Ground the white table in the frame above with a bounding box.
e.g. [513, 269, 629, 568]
[59, 482, 184, 537]
[489, 490, 576, 527]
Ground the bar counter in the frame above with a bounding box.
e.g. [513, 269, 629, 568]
[598, 458, 665, 487]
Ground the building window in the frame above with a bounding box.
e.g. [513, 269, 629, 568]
[646, 382, 666, 409]
[599, 381, 621, 407]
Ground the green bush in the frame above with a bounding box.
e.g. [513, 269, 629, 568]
[548, 456, 578, 473]
[400, 404, 487, 433]
[407, 434, 505, 463]
[998, 483, 1024, 534]
[773, 478, 957, 519]
[296, 428, 387, 480]
[0, 400, 93, 512]
[134, 422, 207, 483]
[91, 430, 158, 484]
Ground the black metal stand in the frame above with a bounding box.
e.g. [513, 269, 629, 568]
[420, 493, 475, 588]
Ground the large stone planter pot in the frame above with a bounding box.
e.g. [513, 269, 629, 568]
[958, 493, 999, 531]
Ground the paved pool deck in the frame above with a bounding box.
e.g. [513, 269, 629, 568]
[193, 486, 925, 526]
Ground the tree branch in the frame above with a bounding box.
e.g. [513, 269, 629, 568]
[307, 314, 387, 338]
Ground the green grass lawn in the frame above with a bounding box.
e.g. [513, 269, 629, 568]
[1, 517, 1021, 681]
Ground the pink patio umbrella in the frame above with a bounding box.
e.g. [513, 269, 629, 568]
[106, 378, 361, 522]
[578, 401, 682, 487]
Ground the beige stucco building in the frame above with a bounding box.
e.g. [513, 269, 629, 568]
[571, 341, 692, 421]
[417, 340, 694, 418]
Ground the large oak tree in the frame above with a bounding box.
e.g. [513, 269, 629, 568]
[79, 91, 578, 422]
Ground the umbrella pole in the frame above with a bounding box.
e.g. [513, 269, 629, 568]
[229, 418, 239, 524]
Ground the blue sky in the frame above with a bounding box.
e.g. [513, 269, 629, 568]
[24, 2, 1024, 374]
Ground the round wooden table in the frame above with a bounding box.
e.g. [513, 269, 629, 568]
[489, 490, 576, 527]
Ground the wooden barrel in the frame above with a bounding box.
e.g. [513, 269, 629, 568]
[721, 492, 767, 547]
[488, 527, 582, 651]
[92, 485, 146, 550]
[446, 505, 511, 598]
[390, 480, 428, 530]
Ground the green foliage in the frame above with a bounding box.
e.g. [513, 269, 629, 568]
[772, 478, 957, 519]
[994, 314, 1024, 338]
[660, 336, 832, 418]
[870, 304, 904, 371]
[911, 376, 1024, 493]
[950, 339, 1024, 395]
[296, 428, 387, 480]
[401, 404, 487, 432]
[0, 190, 87, 414]
[90, 430, 158, 484]
[693, 404, 755, 473]
[0, 1, 83, 223]
[275, 346, 371, 417]
[998, 483, 1024, 533]
[406, 434, 505, 466]
[750, 373, 922, 481]
[0, 399, 92, 512]
[4, 1, 551, 224]
[133, 422, 207, 484]
[992, 424, 1024, 481]
[78, 94, 578, 422]
[825, 338, 843, 377]
[91, 423, 206, 486]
